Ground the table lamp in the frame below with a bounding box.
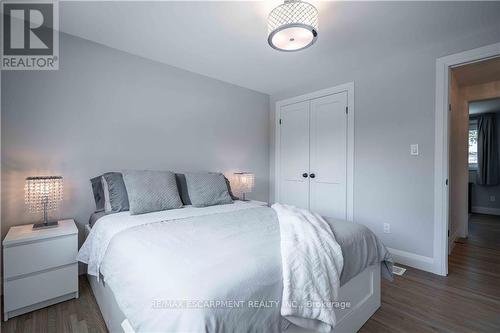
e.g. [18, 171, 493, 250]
[233, 172, 255, 201]
[25, 176, 63, 229]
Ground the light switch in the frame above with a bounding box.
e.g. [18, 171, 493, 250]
[410, 144, 419, 156]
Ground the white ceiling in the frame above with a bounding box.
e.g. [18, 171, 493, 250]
[60, 1, 500, 96]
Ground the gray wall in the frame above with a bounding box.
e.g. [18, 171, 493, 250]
[1, 33, 270, 240]
[470, 171, 500, 210]
[270, 25, 500, 259]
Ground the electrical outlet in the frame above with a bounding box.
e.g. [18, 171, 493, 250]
[383, 223, 391, 234]
[410, 144, 419, 156]
[490, 196, 496, 202]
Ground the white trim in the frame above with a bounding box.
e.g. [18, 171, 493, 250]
[387, 247, 435, 273]
[434, 42, 500, 276]
[471, 206, 500, 216]
[274, 82, 355, 221]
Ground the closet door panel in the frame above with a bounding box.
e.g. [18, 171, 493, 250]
[310, 92, 348, 219]
[279, 101, 310, 209]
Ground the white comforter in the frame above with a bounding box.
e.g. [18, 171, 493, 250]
[78, 202, 344, 332]
[78, 202, 262, 278]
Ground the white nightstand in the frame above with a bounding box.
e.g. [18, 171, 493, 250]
[2, 219, 79, 321]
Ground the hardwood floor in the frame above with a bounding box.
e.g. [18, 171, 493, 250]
[360, 213, 500, 333]
[2, 276, 107, 333]
[3, 213, 500, 332]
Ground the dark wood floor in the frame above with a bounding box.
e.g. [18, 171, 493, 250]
[3, 213, 500, 332]
[360, 213, 500, 333]
[2, 276, 107, 333]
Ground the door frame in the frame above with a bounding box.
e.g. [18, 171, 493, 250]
[434, 42, 500, 276]
[274, 82, 355, 221]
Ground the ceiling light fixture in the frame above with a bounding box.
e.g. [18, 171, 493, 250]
[267, 0, 318, 52]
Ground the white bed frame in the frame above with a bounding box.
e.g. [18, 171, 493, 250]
[84, 225, 380, 333]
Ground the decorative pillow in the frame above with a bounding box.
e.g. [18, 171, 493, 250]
[102, 172, 129, 212]
[90, 176, 105, 212]
[185, 172, 233, 207]
[176, 173, 238, 205]
[123, 170, 183, 215]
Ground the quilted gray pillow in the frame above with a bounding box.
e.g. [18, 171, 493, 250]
[185, 173, 233, 207]
[123, 170, 183, 215]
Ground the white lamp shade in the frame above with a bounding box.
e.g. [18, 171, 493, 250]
[25, 176, 63, 212]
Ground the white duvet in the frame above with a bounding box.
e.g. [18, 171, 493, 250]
[78, 202, 262, 278]
[78, 202, 344, 332]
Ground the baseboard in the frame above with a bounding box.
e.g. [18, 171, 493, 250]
[471, 206, 500, 216]
[387, 247, 434, 273]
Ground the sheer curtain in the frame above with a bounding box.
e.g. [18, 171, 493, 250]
[477, 113, 499, 185]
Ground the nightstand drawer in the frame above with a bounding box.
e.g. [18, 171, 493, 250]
[4, 264, 78, 312]
[4, 234, 77, 279]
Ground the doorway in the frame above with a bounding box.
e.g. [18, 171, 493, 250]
[434, 42, 500, 276]
[449, 58, 500, 259]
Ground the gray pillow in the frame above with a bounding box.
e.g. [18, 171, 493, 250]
[123, 170, 183, 215]
[185, 173, 233, 207]
[102, 172, 129, 212]
[223, 175, 239, 201]
[90, 176, 105, 212]
[175, 173, 192, 205]
[175, 173, 238, 205]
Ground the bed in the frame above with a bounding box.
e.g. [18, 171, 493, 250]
[80, 201, 392, 333]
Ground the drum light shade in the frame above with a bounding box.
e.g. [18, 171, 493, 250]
[268, 0, 318, 52]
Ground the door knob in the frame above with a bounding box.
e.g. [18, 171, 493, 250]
[302, 173, 308, 178]
[309, 173, 316, 179]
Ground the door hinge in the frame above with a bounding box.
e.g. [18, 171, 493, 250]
[448, 230, 450, 237]
[448, 104, 451, 112]
[346, 106, 348, 114]
[279, 119, 282, 125]
[445, 178, 449, 186]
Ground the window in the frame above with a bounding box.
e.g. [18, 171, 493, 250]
[469, 120, 478, 169]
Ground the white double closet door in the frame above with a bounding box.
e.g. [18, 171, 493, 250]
[279, 91, 348, 220]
